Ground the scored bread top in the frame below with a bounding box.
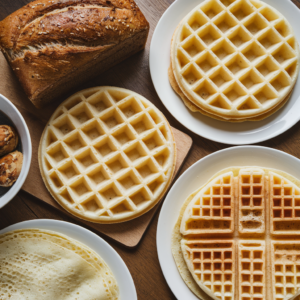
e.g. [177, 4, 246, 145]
[174, 167, 300, 300]
[171, 0, 300, 120]
[39, 87, 176, 224]
[0, 0, 149, 105]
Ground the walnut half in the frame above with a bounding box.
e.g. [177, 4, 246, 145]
[0, 151, 23, 187]
[0, 125, 19, 156]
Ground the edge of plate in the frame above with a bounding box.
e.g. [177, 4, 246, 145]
[156, 145, 300, 299]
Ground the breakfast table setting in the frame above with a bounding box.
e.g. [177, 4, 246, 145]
[1, 0, 300, 299]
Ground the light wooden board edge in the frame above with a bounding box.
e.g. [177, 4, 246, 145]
[23, 127, 192, 247]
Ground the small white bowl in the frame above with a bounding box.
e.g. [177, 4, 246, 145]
[0, 94, 32, 208]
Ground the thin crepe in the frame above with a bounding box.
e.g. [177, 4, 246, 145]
[0, 229, 119, 300]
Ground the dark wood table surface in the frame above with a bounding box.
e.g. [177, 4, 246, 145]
[1, 0, 300, 299]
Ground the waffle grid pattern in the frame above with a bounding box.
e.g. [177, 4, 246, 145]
[239, 169, 265, 233]
[173, 0, 299, 119]
[239, 242, 265, 300]
[185, 172, 234, 234]
[40, 87, 175, 223]
[182, 241, 234, 300]
[180, 168, 300, 299]
[270, 172, 300, 235]
[272, 242, 300, 299]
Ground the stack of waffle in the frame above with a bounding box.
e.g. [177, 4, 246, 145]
[169, 0, 300, 122]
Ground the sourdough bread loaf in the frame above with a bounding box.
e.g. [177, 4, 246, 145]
[0, 0, 149, 108]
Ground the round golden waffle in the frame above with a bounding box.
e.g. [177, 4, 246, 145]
[170, 0, 300, 121]
[39, 87, 176, 223]
[172, 167, 300, 300]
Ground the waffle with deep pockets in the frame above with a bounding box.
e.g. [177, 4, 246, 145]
[39, 87, 176, 224]
[180, 171, 235, 235]
[172, 167, 300, 300]
[170, 0, 300, 121]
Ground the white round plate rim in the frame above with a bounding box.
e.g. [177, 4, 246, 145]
[0, 219, 137, 300]
[149, 0, 300, 145]
[156, 145, 300, 300]
[0, 94, 32, 209]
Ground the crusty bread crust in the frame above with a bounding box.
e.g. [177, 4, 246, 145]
[0, 0, 149, 108]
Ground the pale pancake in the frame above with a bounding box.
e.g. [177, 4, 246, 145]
[0, 229, 119, 300]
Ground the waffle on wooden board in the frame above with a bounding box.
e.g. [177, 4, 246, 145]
[172, 167, 300, 300]
[39, 87, 176, 224]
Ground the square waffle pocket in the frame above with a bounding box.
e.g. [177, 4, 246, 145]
[173, 167, 300, 300]
[170, 0, 300, 121]
[39, 87, 176, 224]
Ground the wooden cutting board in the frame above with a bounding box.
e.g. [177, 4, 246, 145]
[0, 53, 192, 247]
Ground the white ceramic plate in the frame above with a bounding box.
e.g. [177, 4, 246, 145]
[150, 0, 300, 145]
[0, 94, 32, 208]
[0, 219, 137, 300]
[157, 146, 300, 299]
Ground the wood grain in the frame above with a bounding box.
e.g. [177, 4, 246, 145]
[1, 0, 300, 299]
